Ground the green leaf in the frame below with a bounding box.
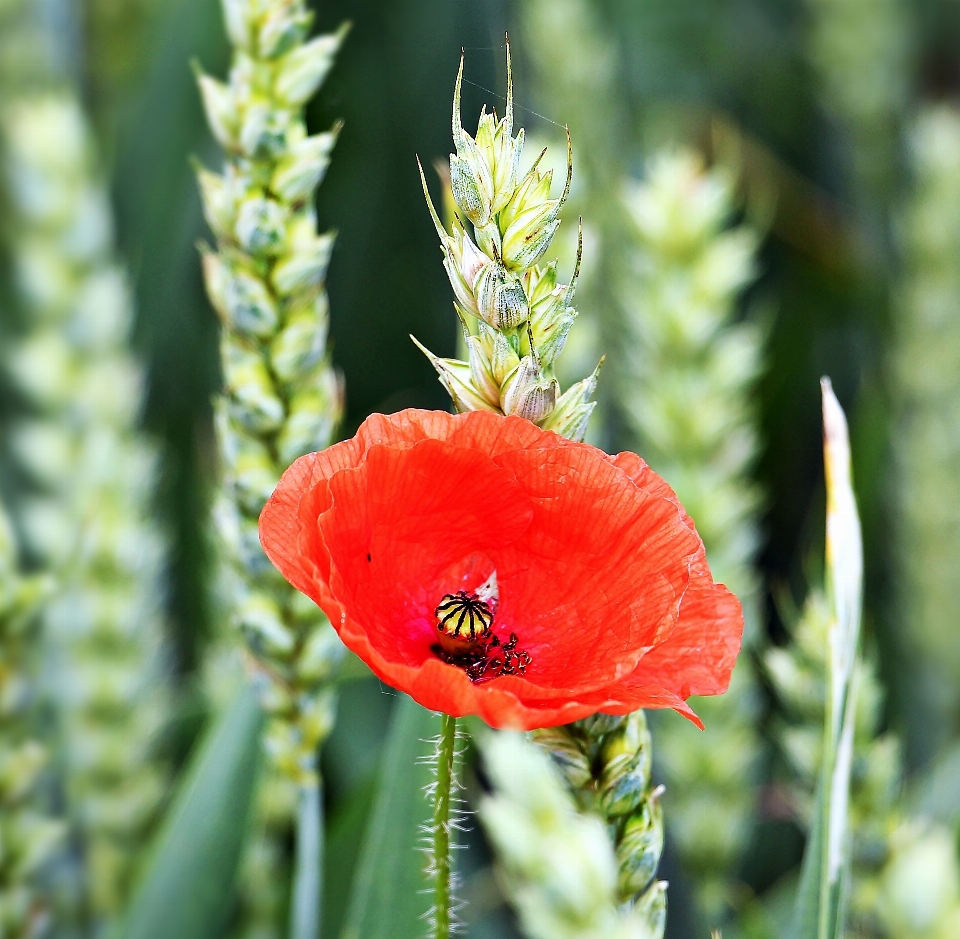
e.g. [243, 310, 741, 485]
[115, 683, 265, 939]
[291, 781, 324, 939]
[323, 778, 377, 939]
[792, 379, 863, 939]
[340, 695, 438, 939]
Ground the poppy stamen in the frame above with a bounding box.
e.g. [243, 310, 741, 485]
[433, 590, 531, 683]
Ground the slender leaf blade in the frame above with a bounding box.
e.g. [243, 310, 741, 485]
[792, 379, 864, 939]
[291, 780, 324, 939]
[340, 695, 438, 939]
[822, 378, 863, 723]
[116, 683, 264, 939]
[324, 778, 377, 939]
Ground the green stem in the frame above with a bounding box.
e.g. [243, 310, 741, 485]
[432, 713, 457, 939]
[291, 778, 323, 939]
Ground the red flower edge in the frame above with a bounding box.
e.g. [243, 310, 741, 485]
[259, 409, 743, 731]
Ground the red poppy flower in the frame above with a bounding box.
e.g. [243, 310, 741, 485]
[259, 409, 742, 731]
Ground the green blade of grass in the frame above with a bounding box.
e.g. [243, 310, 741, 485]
[324, 777, 377, 939]
[291, 780, 324, 939]
[793, 379, 864, 939]
[340, 695, 438, 939]
[115, 683, 264, 939]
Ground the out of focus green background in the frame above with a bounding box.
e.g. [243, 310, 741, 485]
[4, 0, 960, 937]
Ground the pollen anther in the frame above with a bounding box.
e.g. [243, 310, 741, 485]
[433, 589, 531, 683]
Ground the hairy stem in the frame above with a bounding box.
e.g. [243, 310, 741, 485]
[291, 779, 323, 939]
[432, 713, 457, 939]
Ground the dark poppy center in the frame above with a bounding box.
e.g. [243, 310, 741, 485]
[430, 589, 532, 683]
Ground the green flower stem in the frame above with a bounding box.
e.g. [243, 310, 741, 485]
[432, 713, 458, 939]
[291, 779, 323, 939]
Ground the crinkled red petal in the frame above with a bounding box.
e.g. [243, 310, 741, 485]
[259, 409, 744, 730]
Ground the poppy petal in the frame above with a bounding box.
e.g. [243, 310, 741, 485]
[320, 437, 533, 668]
[259, 409, 745, 730]
[490, 445, 701, 691]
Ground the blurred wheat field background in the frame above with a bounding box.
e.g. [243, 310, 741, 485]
[2, 1, 960, 938]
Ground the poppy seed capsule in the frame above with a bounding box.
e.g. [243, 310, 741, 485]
[435, 590, 494, 654]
